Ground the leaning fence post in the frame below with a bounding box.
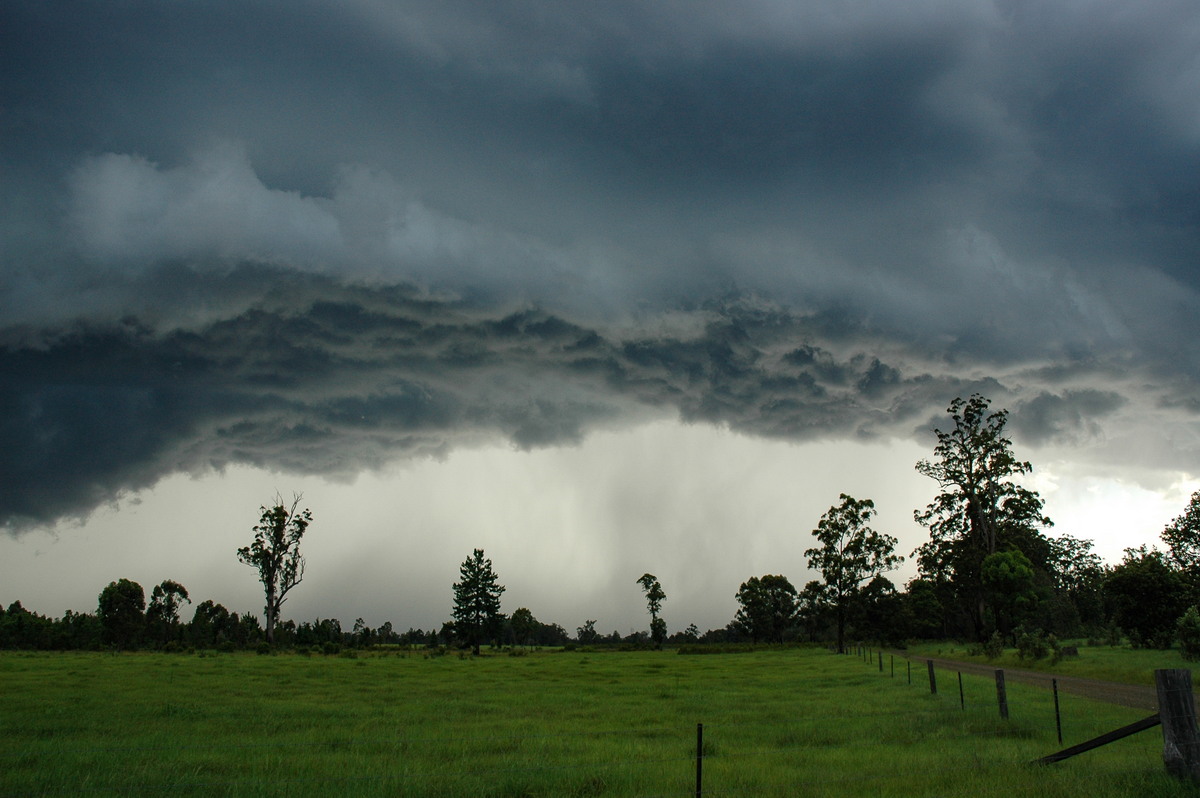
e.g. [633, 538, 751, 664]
[1156, 669, 1200, 782]
[878, 651, 883, 672]
[695, 723, 703, 797]
[995, 669, 1009, 720]
[958, 672, 964, 710]
[927, 660, 937, 694]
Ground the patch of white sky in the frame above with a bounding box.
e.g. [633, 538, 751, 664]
[0, 420, 1192, 634]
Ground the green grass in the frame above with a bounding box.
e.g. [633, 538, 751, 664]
[0, 647, 1189, 797]
[905, 640, 1194, 685]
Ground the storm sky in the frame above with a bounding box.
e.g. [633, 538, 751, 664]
[3, 1, 1200, 634]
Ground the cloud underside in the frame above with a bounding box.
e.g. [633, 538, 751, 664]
[0, 261, 1162, 531]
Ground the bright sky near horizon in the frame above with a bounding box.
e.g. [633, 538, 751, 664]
[1, 422, 1196, 634]
[3, 1, 1200, 634]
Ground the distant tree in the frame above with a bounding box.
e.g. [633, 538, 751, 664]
[352, 618, 373, 648]
[733, 575, 799, 643]
[0, 601, 56, 649]
[667, 623, 700, 645]
[237, 493, 313, 646]
[903, 578, 948, 640]
[806, 494, 902, 654]
[533, 621, 571, 647]
[796, 580, 830, 642]
[145, 580, 190, 647]
[856, 575, 906, 646]
[623, 629, 650, 646]
[273, 619, 297, 647]
[189, 600, 234, 648]
[97, 578, 146, 649]
[452, 548, 506, 655]
[1046, 534, 1108, 634]
[399, 627, 426, 646]
[576, 619, 601, 645]
[231, 611, 264, 647]
[1177, 606, 1200, 662]
[913, 395, 1053, 639]
[980, 549, 1039, 637]
[637, 573, 667, 647]
[56, 609, 102, 650]
[1163, 491, 1200, 591]
[510, 607, 536, 648]
[1104, 547, 1188, 648]
[1047, 534, 1104, 589]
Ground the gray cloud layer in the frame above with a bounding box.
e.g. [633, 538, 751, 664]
[3, 0, 1199, 530]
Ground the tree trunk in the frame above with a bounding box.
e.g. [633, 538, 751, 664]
[265, 585, 277, 645]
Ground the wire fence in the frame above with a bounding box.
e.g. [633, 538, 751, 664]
[882, 648, 1159, 710]
[2, 650, 1175, 798]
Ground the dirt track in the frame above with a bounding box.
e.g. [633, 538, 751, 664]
[886, 651, 1160, 711]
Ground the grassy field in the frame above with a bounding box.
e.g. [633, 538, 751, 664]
[0, 646, 1190, 797]
[904, 640, 1194, 686]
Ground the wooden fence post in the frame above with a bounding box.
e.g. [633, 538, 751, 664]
[927, 660, 937, 695]
[878, 651, 883, 672]
[1053, 678, 1062, 744]
[995, 669, 1009, 720]
[1156, 669, 1200, 782]
[695, 723, 704, 797]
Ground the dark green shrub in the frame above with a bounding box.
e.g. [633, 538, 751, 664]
[1016, 628, 1049, 660]
[984, 631, 1004, 660]
[1047, 634, 1062, 665]
[1177, 607, 1200, 661]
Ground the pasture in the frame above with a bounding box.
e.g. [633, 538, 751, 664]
[1, 646, 1190, 796]
[905, 640, 1195, 686]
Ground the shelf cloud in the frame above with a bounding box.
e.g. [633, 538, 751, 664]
[3, 0, 1200, 537]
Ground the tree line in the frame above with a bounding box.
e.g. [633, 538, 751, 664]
[6, 394, 1200, 657]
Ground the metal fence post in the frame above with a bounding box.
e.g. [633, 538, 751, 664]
[696, 723, 704, 797]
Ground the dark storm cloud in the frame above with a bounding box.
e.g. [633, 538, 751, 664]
[1010, 390, 1128, 446]
[0, 268, 980, 530]
[3, 0, 1200, 528]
